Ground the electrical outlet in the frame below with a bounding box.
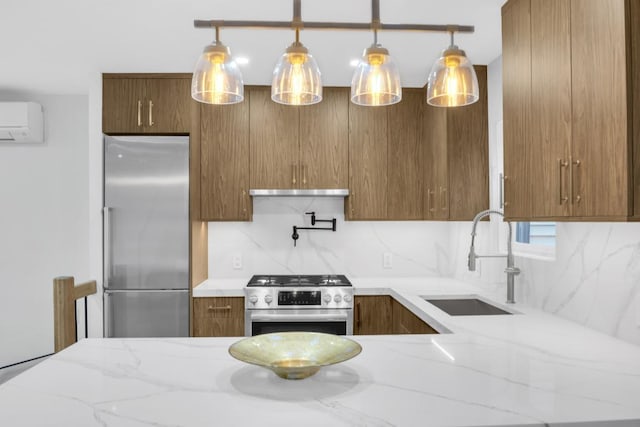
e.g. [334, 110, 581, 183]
[383, 252, 393, 269]
[232, 253, 243, 270]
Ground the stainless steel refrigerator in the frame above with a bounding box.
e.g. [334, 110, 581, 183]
[103, 135, 189, 337]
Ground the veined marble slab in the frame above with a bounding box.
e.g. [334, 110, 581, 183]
[4, 277, 640, 426]
[1, 332, 639, 427]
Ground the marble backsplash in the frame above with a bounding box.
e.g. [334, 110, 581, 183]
[450, 221, 640, 346]
[208, 198, 640, 346]
[208, 197, 452, 279]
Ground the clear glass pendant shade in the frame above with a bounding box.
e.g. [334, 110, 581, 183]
[426, 46, 479, 107]
[192, 41, 244, 104]
[350, 45, 402, 107]
[271, 42, 322, 105]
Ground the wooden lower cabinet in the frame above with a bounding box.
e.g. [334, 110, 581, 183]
[193, 297, 244, 337]
[354, 296, 393, 335]
[354, 295, 437, 335]
[391, 298, 438, 334]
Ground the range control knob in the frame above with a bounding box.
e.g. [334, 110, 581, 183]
[333, 294, 342, 303]
[323, 293, 332, 303]
[249, 295, 258, 304]
[264, 295, 273, 304]
[343, 294, 352, 303]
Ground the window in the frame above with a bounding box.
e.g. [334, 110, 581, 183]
[513, 222, 556, 259]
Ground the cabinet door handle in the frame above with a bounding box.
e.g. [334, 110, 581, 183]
[427, 189, 435, 213]
[499, 173, 505, 209]
[558, 159, 569, 205]
[137, 100, 142, 127]
[241, 189, 247, 216]
[302, 164, 307, 186]
[571, 158, 581, 204]
[148, 100, 155, 127]
[440, 187, 448, 211]
[207, 305, 232, 311]
[503, 175, 509, 207]
[355, 301, 361, 328]
[292, 164, 297, 186]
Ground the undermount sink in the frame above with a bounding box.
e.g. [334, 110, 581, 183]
[424, 297, 513, 316]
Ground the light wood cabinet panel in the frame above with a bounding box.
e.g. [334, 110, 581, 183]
[633, 0, 640, 218]
[145, 78, 192, 134]
[530, 0, 572, 218]
[249, 87, 300, 189]
[299, 87, 349, 189]
[355, 295, 437, 335]
[570, 0, 630, 217]
[387, 90, 424, 220]
[193, 297, 244, 337]
[353, 296, 392, 335]
[103, 76, 191, 134]
[423, 104, 449, 220]
[391, 299, 437, 334]
[503, 0, 640, 221]
[502, 0, 532, 219]
[200, 94, 251, 221]
[447, 66, 489, 220]
[103, 78, 146, 133]
[347, 104, 388, 220]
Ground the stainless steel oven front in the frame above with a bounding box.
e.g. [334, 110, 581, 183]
[244, 285, 354, 336]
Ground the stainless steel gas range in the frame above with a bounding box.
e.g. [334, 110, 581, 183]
[244, 275, 354, 336]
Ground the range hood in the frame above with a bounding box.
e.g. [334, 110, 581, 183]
[249, 189, 349, 197]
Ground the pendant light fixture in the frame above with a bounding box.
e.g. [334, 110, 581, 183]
[192, 26, 244, 105]
[426, 31, 479, 107]
[350, 30, 401, 106]
[271, 28, 322, 105]
[193, 0, 477, 108]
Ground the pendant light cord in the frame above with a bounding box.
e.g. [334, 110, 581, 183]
[372, 0, 380, 46]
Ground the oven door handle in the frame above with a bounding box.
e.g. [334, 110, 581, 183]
[249, 311, 349, 323]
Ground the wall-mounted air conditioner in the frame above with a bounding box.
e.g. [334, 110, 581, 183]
[0, 102, 44, 143]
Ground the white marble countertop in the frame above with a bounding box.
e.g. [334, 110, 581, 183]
[3, 277, 640, 426]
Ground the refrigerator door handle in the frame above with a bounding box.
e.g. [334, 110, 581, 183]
[103, 291, 111, 338]
[103, 206, 112, 289]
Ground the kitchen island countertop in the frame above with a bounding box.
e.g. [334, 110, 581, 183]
[2, 277, 640, 426]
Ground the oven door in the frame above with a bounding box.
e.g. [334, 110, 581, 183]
[245, 309, 353, 336]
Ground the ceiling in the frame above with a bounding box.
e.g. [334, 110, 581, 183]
[1, 0, 506, 95]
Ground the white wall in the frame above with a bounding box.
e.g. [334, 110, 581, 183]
[0, 94, 90, 367]
[209, 198, 452, 279]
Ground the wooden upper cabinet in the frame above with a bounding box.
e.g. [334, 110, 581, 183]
[103, 78, 146, 133]
[387, 90, 424, 220]
[299, 87, 349, 189]
[447, 65, 489, 221]
[102, 75, 191, 134]
[529, 0, 572, 218]
[570, 0, 630, 217]
[200, 93, 251, 221]
[347, 76, 488, 222]
[145, 78, 192, 134]
[502, 0, 532, 219]
[502, 0, 639, 220]
[347, 103, 388, 220]
[249, 87, 300, 189]
[423, 104, 449, 220]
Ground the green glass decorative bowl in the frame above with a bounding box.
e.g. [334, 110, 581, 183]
[228, 332, 362, 380]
